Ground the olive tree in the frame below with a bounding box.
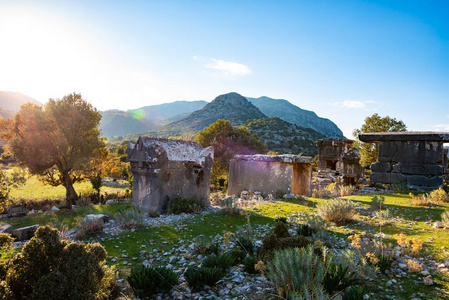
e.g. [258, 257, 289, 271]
[11, 93, 104, 209]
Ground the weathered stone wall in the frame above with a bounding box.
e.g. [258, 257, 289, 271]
[359, 132, 449, 191]
[228, 155, 312, 197]
[128, 137, 213, 213]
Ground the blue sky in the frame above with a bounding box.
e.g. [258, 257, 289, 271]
[0, 0, 448, 138]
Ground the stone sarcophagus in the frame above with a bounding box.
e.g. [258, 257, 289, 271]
[127, 137, 214, 213]
[227, 154, 313, 197]
[359, 132, 449, 190]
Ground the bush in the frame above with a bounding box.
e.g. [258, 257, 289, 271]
[115, 207, 146, 228]
[441, 210, 449, 227]
[322, 263, 359, 294]
[234, 223, 255, 255]
[312, 188, 332, 199]
[429, 188, 449, 202]
[76, 216, 104, 237]
[0, 170, 10, 214]
[4, 226, 116, 299]
[75, 197, 92, 207]
[343, 285, 367, 300]
[242, 256, 259, 274]
[193, 235, 220, 256]
[317, 198, 356, 225]
[184, 267, 224, 292]
[202, 253, 235, 270]
[267, 246, 328, 299]
[370, 195, 385, 209]
[273, 221, 290, 238]
[226, 249, 247, 264]
[168, 198, 204, 214]
[0, 233, 14, 249]
[296, 224, 317, 237]
[127, 265, 179, 298]
[391, 181, 409, 193]
[336, 185, 357, 197]
[257, 233, 311, 262]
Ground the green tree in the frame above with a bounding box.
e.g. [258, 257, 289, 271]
[11, 93, 104, 209]
[353, 113, 407, 167]
[195, 119, 267, 185]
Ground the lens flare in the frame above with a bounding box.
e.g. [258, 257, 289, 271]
[131, 108, 145, 120]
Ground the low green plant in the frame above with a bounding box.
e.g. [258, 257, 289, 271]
[374, 209, 390, 220]
[312, 188, 333, 199]
[3, 226, 116, 299]
[202, 253, 235, 270]
[168, 197, 204, 214]
[343, 285, 367, 300]
[75, 197, 92, 207]
[226, 249, 247, 264]
[275, 216, 288, 223]
[273, 221, 290, 238]
[322, 263, 360, 294]
[267, 246, 328, 299]
[258, 233, 311, 262]
[242, 256, 259, 274]
[317, 198, 356, 225]
[234, 223, 255, 255]
[127, 265, 179, 298]
[0, 170, 10, 214]
[391, 181, 408, 193]
[441, 210, 449, 227]
[115, 207, 146, 228]
[184, 267, 224, 292]
[370, 195, 385, 209]
[296, 224, 317, 237]
[193, 235, 220, 256]
[375, 253, 394, 274]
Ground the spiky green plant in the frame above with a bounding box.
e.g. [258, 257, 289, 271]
[317, 198, 356, 224]
[267, 246, 328, 299]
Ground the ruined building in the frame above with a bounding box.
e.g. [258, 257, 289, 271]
[127, 137, 214, 213]
[358, 132, 449, 190]
[314, 138, 364, 188]
[227, 154, 313, 197]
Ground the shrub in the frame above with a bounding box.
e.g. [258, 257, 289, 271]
[441, 210, 449, 227]
[336, 185, 357, 197]
[429, 188, 449, 202]
[193, 235, 220, 256]
[267, 246, 328, 299]
[115, 207, 146, 228]
[75, 197, 91, 207]
[4, 226, 116, 299]
[322, 263, 359, 294]
[391, 181, 409, 193]
[168, 197, 204, 214]
[234, 223, 255, 255]
[76, 216, 104, 237]
[226, 249, 247, 264]
[317, 198, 356, 225]
[312, 188, 332, 199]
[275, 216, 288, 223]
[395, 233, 422, 256]
[374, 209, 390, 220]
[202, 253, 235, 270]
[242, 256, 259, 274]
[0, 233, 14, 249]
[184, 267, 224, 292]
[273, 221, 290, 238]
[370, 195, 385, 209]
[0, 170, 10, 214]
[407, 259, 422, 273]
[343, 286, 367, 300]
[127, 265, 179, 298]
[296, 224, 317, 237]
[221, 207, 243, 217]
[257, 234, 311, 262]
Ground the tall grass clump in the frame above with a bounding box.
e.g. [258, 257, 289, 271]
[127, 265, 179, 298]
[336, 185, 357, 197]
[317, 198, 356, 224]
[115, 207, 146, 228]
[168, 198, 204, 214]
[267, 246, 328, 299]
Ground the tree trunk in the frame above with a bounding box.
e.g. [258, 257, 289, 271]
[64, 173, 78, 209]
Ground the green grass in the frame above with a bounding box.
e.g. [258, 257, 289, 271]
[1, 192, 449, 299]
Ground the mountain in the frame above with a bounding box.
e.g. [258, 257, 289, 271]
[99, 100, 207, 137]
[245, 117, 325, 155]
[0, 91, 41, 113]
[134, 92, 266, 138]
[248, 96, 344, 138]
[0, 107, 14, 119]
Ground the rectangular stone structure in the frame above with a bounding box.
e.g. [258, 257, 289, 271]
[127, 137, 214, 214]
[228, 154, 313, 197]
[359, 132, 449, 190]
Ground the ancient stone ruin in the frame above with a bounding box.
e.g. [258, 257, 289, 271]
[358, 132, 449, 190]
[227, 154, 313, 197]
[314, 138, 364, 189]
[127, 137, 214, 213]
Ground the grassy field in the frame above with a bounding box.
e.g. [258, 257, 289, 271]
[1, 192, 449, 299]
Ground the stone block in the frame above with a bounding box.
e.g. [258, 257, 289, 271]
[407, 175, 443, 190]
[397, 163, 443, 176]
[370, 172, 406, 184]
[371, 162, 392, 173]
[13, 225, 39, 241]
[0, 223, 13, 235]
